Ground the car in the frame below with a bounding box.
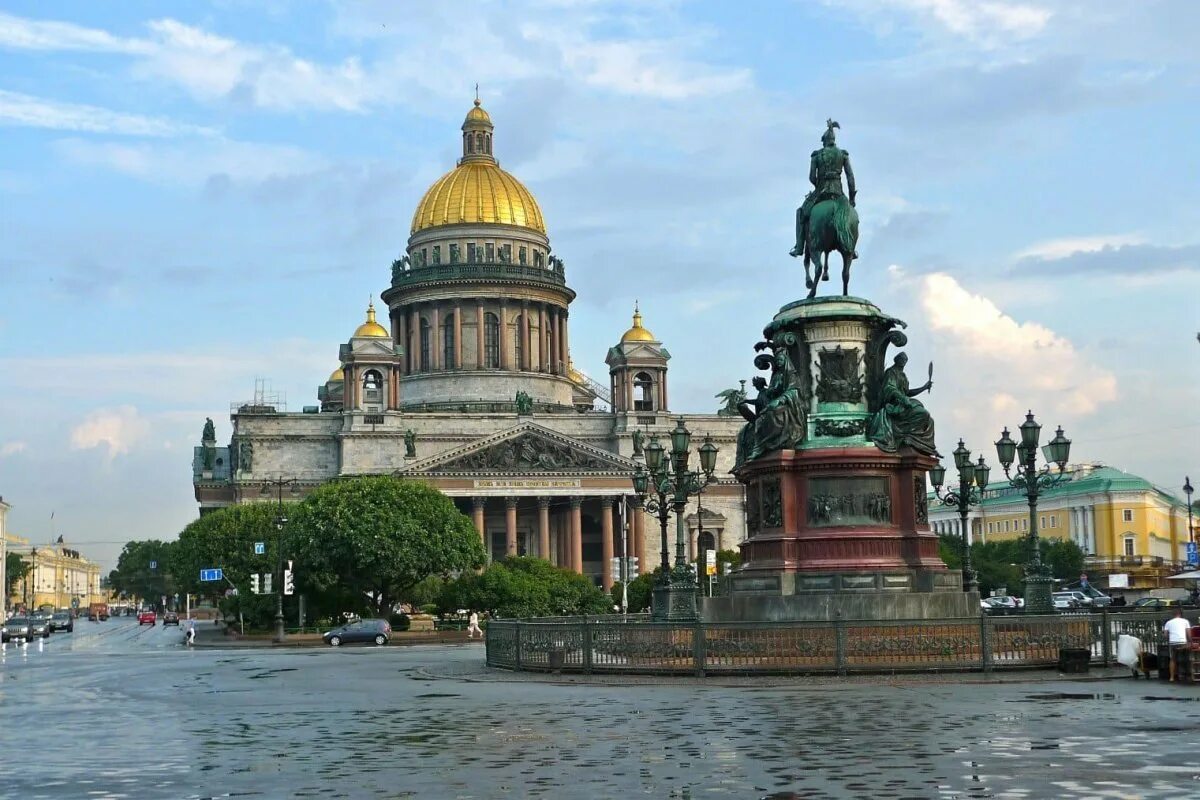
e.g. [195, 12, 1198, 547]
[138, 610, 157, 626]
[2, 617, 32, 643]
[1059, 590, 1094, 608]
[1052, 592, 1081, 610]
[48, 612, 74, 633]
[1131, 597, 1180, 610]
[27, 616, 50, 638]
[984, 596, 1020, 614]
[322, 618, 392, 647]
[162, 612, 180, 626]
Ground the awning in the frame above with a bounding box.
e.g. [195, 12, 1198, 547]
[1165, 570, 1200, 580]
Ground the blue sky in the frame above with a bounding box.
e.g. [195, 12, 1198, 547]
[1, 0, 1197, 569]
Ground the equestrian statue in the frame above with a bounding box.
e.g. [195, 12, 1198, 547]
[790, 119, 859, 298]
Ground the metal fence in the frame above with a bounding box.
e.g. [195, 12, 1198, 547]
[485, 610, 1198, 676]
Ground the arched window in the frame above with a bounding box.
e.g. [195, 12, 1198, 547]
[476, 132, 483, 153]
[419, 319, 431, 371]
[484, 312, 500, 368]
[634, 371, 655, 411]
[362, 369, 383, 411]
[513, 314, 524, 370]
[465, 133, 474, 154]
[442, 312, 455, 368]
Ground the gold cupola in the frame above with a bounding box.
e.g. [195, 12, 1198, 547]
[328, 367, 345, 383]
[620, 303, 656, 343]
[410, 96, 546, 235]
[352, 301, 390, 339]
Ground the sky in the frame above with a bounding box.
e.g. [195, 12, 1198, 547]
[1, 0, 1197, 571]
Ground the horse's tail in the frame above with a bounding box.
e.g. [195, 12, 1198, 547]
[831, 198, 858, 256]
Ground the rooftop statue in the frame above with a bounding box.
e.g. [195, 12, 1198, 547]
[790, 119, 860, 298]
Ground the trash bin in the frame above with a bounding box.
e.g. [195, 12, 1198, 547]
[547, 648, 566, 672]
[1057, 648, 1090, 673]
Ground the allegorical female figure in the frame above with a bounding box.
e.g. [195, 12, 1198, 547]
[737, 342, 810, 466]
[868, 353, 937, 456]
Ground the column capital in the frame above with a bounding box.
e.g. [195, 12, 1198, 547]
[569, 495, 583, 509]
[599, 496, 614, 508]
[537, 496, 551, 510]
[505, 495, 520, 509]
[472, 496, 487, 511]
[630, 495, 644, 509]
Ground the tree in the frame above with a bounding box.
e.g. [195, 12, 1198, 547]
[109, 540, 177, 606]
[442, 556, 610, 618]
[292, 476, 485, 617]
[6, 552, 30, 600]
[611, 568, 662, 613]
[1041, 539, 1085, 582]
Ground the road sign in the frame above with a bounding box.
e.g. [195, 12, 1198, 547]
[705, 549, 717, 576]
[150, 561, 157, 570]
[200, 568, 224, 582]
[1187, 541, 1198, 565]
[254, 542, 265, 555]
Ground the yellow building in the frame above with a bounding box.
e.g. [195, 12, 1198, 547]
[6, 534, 104, 612]
[930, 464, 1192, 592]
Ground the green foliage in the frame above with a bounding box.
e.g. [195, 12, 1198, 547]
[611, 568, 660, 613]
[441, 556, 611, 618]
[1041, 539, 1085, 581]
[109, 539, 177, 604]
[939, 532, 1087, 598]
[715, 549, 742, 573]
[291, 476, 486, 617]
[6, 552, 30, 598]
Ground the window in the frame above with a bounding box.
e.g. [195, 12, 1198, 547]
[519, 246, 527, 265]
[362, 369, 383, 411]
[1040, 515, 1046, 529]
[501, 243, 511, 263]
[1122, 509, 1133, 522]
[485, 243, 494, 262]
[1050, 515, 1057, 528]
[449, 243, 460, 263]
[987, 522, 994, 534]
[484, 312, 500, 368]
[534, 250, 544, 267]
[419, 319, 431, 371]
[465, 133, 474, 154]
[1123, 536, 1135, 556]
[475, 132, 483, 153]
[421, 248, 428, 265]
[1022, 519, 1028, 531]
[432, 245, 441, 265]
[442, 312, 455, 368]
[467, 243, 477, 262]
[1004, 520, 1010, 532]
[634, 372, 655, 411]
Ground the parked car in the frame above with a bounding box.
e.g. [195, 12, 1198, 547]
[984, 596, 1020, 614]
[322, 618, 392, 647]
[2, 617, 32, 642]
[1059, 590, 1094, 607]
[137, 610, 157, 626]
[162, 611, 180, 626]
[26, 616, 50, 638]
[1052, 592, 1081, 610]
[1078, 587, 1112, 606]
[48, 611, 74, 633]
[1132, 597, 1179, 610]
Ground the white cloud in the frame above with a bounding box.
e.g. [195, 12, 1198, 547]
[0, 11, 149, 54]
[70, 406, 151, 459]
[1, 441, 28, 457]
[920, 272, 1117, 417]
[54, 137, 323, 185]
[838, 0, 1052, 46]
[0, 89, 214, 137]
[1015, 233, 1145, 261]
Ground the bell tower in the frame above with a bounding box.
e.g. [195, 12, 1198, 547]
[606, 303, 670, 415]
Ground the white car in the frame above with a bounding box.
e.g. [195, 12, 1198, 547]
[1051, 592, 1079, 610]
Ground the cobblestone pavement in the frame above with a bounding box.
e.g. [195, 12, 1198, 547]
[2, 618, 1198, 799]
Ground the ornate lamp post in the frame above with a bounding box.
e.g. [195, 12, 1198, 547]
[929, 440, 991, 593]
[994, 411, 1071, 615]
[1184, 476, 1194, 548]
[264, 477, 299, 643]
[631, 419, 718, 621]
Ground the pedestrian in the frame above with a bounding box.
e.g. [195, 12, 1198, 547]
[1162, 607, 1192, 682]
[185, 618, 196, 646]
[467, 610, 483, 640]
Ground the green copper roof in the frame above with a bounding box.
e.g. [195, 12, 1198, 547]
[929, 465, 1186, 509]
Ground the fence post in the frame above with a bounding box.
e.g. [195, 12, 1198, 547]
[582, 619, 594, 674]
[835, 613, 847, 676]
[693, 621, 706, 677]
[1100, 607, 1111, 667]
[980, 614, 993, 673]
[514, 623, 523, 671]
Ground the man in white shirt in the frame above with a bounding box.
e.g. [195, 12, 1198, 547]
[1162, 608, 1193, 682]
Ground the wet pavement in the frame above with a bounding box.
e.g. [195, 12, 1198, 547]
[2, 616, 1199, 799]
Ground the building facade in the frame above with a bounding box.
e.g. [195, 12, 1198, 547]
[194, 99, 746, 590]
[930, 464, 1193, 592]
[0, 495, 9, 612]
[6, 535, 104, 612]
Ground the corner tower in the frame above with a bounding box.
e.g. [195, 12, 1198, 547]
[606, 304, 670, 415]
[381, 97, 578, 412]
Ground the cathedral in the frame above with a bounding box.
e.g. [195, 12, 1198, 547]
[193, 98, 746, 590]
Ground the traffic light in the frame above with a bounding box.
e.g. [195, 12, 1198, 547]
[263, 573, 273, 594]
[283, 568, 294, 596]
[628, 556, 639, 580]
[250, 573, 261, 595]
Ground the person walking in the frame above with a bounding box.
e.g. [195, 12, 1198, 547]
[467, 611, 483, 640]
[1163, 607, 1192, 682]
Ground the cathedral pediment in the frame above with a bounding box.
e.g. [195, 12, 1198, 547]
[411, 422, 636, 475]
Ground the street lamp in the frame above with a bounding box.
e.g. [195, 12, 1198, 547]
[1184, 476, 1194, 547]
[630, 418, 718, 621]
[995, 410, 1071, 615]
[264, 477, 299, 643]
[930, 439, 990, 593]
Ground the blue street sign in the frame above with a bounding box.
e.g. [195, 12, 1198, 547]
[1187, 541, 1198, 566]
[200, 568, 224, 582]
[254, 542, 265, 555]
[150, 561, 157, 570]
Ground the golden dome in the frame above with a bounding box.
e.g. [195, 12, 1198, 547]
[463, 97, 492, 128]
[352, 302, 390, 339]
[411, 161, 546, 235]
[328, 367, 344, 383]
[620, 303, 656, 343]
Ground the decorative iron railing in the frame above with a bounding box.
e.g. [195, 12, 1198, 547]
[391, 261, 568, 288]
[484, 610, 1198, 676]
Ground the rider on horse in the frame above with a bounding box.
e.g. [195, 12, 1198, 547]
[790, 119, 857, 261]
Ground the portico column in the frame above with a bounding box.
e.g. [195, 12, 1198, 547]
[431, 305, 441, 371]
[570, 496, 583, 574]
[396, 310, 407, 375]
[660, 369, 668, 411]
[538, 305, 548, 372]
[519, 302, 530, 371]
[549, 309, 559, 374]
[500, 301, 511, 369]
[505, 496, 519, 557]
[601, 498, 614, 591]
[453, 302, 463, 369]
[409, 305, 419, 372]
[476, 303, 485, 369]
[561, 310, 570, 366]
[471, 497, 486, 550]
[537, 497, 551, 560]
[632, 497, 646, 569]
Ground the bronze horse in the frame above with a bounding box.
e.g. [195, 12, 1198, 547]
[803, 197, 859, 298]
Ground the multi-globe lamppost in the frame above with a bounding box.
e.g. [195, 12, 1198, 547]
[631, 418, 718, 622]
[264, 476, 299, 643]
[1184, 476, 1194, 548]
[994, 411, 1071, 615]
[929, 439, 991, 594]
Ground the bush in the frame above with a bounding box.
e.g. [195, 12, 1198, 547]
[441, 556, 611, 618]
[389, 613, 411, 631]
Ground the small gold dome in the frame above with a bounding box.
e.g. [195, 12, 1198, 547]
[328, 367, 344, 383]
[620, 304, 656, 343]
[353, 302, 390, 339]
[463, 97, 492, 128]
